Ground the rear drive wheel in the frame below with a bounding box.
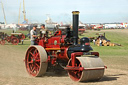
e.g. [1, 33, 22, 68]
[25, 46, 48, 77]
[11, 37, 19, 45]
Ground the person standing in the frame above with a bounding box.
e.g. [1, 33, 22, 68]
[30, 25, 37, 45]
[99, 39, 102, 46]
[40, 24, 47, 37]
[93, 39, 95, 45]
[13, 26, 16, 33]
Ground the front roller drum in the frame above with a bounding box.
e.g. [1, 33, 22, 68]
[25, 45, 48, 77]
[68, 56, 104, 82]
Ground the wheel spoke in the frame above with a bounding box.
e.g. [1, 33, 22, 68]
[35, 49, 38, 54]
[35, 63, 40, 68]
[35, 67, 38, 74]
[28, 61, 33, 64]
[30, 52, 35, 57]
[34, 49, 37, 55]
[77, 72, 81, 78]
[36, 53, 39, 58]
[76, 71, 80, 77]
[35, 59, 40, 62]
[68, 59, 82, 81]
[29, 64, 33, 70]
[78, 64, 81, 67]
[31, 66, 35, 72]
[74, 71, 77, 75]
[30, 56, 33, 60]
[34, 49, 38, 59]
[28, 63, 33, 73]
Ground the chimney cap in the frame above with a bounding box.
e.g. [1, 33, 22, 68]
[72, 11, 80, 15]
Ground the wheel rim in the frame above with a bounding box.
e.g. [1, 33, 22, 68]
[26, 47, 40, 76]
[68, 58, 82, 81]
[6, 36, 10, 42]
[12, 37, 19, 45]
[0, 40, 5, 45]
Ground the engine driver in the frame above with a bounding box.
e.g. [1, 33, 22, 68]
[30, 25, 37, 45]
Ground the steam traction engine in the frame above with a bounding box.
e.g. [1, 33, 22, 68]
[0, 33, 25, 45]
[25, 11, 105, 82]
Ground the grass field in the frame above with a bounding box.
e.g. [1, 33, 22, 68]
[0, 29, 128, 85]
[82, 29, 128, 71]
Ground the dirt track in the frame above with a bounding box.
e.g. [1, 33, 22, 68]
[1, 29, 128, 85]
[0, 45, 128, 85]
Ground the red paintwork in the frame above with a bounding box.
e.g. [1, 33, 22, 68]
[91, 52, 99, 56]
[60, 35, 66, 43]
[65, 66, 84, 71]
[38, 30, 69, 61]
[65, 52, 83, 81]
[37, 30, 100, 65]
[78, 29, 85, 31]
[54, 30, 62, 36]
[46, 36, 61, 48]
[65, 52, 100, 70]
[85, 42, 90, 45]
[64, 52, 83, 72]
[57, 47, 69, 60]
[71, 52, 83, 67]
[38, 39, 45, 47]
[78, 29, 85, 34]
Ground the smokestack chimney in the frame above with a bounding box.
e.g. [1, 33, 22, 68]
[72, 11, 79, 45]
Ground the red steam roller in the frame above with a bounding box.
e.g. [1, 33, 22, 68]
[25, 11, 106, 82]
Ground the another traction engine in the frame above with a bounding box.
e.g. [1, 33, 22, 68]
[25, 11, 105, 82]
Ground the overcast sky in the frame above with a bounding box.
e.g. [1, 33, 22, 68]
[0, 0, 128, 24]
